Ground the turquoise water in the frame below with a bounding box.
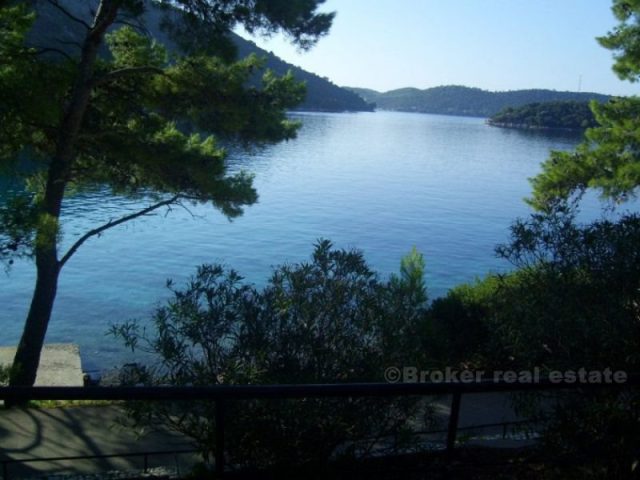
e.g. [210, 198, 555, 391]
[0, 112, 626, 371]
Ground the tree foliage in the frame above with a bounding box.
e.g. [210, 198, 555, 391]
[497, 210, 639, 371]
[483, 3, 640, 473]
[529, 0, 640, 211]
[529, 98, 640, 210]
[597, 0, 640, 82]
[426, 210, 640, 371]
[111, 241, 430, 470]
[424, 210, 640, 476]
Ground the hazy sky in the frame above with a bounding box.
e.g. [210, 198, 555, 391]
[237, 0, 638, 96]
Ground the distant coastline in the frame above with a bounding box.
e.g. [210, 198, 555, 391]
[345, 85, 609, 119]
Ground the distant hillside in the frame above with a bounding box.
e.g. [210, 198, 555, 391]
[346, 85, 610, 117]
[27, 1, 373, 113]
[233, 39, 374, 113]
[487, 101, 598, 131]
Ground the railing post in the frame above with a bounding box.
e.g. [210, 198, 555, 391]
[446, 392, 462, 460]
[174, 454, 181, 477]
[215, 399, 226, 477]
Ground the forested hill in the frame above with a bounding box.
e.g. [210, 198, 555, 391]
[27, 1, 374, 113]
[346, 85, 610, 117]
[487, 101, 598, 131]
[232, 38, 374, 112]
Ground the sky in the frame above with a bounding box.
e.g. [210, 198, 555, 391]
[237, 0, 638, 96]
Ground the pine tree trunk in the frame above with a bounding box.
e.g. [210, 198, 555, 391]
[8, 155, 67, 391]
[10, 243, 60, 387]
[8, 0, 120, 390]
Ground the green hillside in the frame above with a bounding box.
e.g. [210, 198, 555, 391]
[27, 1, 374, 113]
[487, 101, 598, 130]
[347, 85, 610, 117]
[233, 40, 374, 112]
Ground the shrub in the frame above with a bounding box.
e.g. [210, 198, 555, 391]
[111, 240, 431, 471]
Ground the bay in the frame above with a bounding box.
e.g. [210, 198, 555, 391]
[0, 111, 628, 371]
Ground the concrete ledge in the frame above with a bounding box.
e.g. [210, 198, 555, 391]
[0, 344, 84, 386]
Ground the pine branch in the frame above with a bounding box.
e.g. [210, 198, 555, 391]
[92, 66, 166, 86]
[31, 47, 75, 62]
[58, 194, 181, 269]
[45, 0, 92, 30]
[113, 14, 151, 37]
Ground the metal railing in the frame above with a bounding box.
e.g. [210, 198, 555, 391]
[1, 375, 638, 477]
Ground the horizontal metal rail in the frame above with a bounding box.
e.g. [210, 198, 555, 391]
[0, 375, 637, 477]
[1, 374, 638, 401]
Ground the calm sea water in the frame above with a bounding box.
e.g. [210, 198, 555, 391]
[0, 112, 627, 371]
